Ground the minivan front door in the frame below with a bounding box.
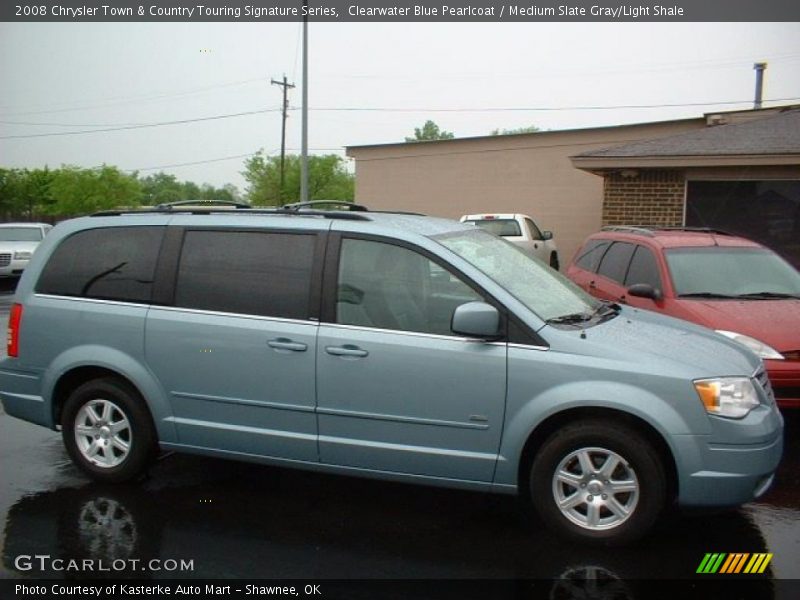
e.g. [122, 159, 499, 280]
[316, 237, 507, 482]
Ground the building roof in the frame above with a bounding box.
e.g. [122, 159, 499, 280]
[572, 107, 800, 169]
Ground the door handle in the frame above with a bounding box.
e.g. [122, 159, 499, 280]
[588, 280, 596, 289]
[325, 345, 369, 358]
[267, 338, 308, 352]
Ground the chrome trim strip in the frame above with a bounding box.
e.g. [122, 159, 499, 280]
[508, 342, 550, 352]
[171, 391, 315, 413]
[317, 407, 489, 430]
[149, 305, 318, 326]
[318, 435, 498, 461]
[35, 294, 150, 309]
[0, 391, 44, 403]
[166, 417, 316, 442]
[321, 321, 505, 345]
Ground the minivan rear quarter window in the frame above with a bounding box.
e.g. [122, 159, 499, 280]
[36, 226, 164, 303]
[174, 230, 315, 319]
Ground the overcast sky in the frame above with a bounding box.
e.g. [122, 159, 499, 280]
[1, 22, 799, 192]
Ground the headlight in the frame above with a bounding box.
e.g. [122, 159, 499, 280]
[716, 330, 783, 360]
[13, 251, 32, 260]
[694, 377, 761, 418]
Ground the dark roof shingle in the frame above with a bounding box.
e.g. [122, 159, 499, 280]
[577, 108, 800, 158]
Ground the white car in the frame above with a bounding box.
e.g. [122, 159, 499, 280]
[0, 222, 53, 278]
[460, 213, 560, 269]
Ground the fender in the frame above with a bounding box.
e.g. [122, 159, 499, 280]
[42, 345, 177, 443]
[494, 379, 706, 487]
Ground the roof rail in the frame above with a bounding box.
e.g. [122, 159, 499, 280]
[155, 199, 252, 210]
[281, 200, 368, 212]
[600, 225, 655, 237]
[650, 226, 734, 236]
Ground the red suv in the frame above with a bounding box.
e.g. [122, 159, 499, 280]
[566, 227, 800, 408]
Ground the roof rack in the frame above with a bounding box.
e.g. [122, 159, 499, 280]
[91, 199, 426, 221]
[601, 226, 655, 237]
[154, 199, 252, 210]
[601, 225, 734, 237]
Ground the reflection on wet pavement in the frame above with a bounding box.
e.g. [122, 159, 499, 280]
[1, 402, 798, 585]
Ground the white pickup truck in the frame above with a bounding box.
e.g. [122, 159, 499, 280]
[460, 213, 560, 270]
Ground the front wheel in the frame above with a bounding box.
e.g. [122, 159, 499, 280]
[549, 252, 560, 271]
[62, 378, 157, 483]
[530, 420, 666, 545]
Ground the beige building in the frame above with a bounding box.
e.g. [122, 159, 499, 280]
[346, 106, 800, 269]
[347, 118, 706, 265]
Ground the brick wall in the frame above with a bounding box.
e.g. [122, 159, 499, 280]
[602, 170, 685, 227]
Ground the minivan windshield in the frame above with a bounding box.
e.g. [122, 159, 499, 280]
[666, 247, 800, 298]
[434, 228, 600, 323]
[0, 227, 42, 242]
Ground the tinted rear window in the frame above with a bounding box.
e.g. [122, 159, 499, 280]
[174, 230, 315, 319]
[37, 226, 164, 303]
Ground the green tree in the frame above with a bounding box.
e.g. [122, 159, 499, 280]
[140, 172, 184, 205]
[241, 152, 354, 206]
[490, 125, 541, 135]
[48, 165, 143, 216]
[0, 167, 56, 218]
[405, 120, 455, 142]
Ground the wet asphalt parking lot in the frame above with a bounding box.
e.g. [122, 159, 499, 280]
[0, 280, 798, 587]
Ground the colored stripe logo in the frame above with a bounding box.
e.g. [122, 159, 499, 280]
[696, 553, 773, 574]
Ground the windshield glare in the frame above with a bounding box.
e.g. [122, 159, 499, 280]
[666, 247, 800, 296]
[0, 227, 42, 242]
[434, 228, 597, 322]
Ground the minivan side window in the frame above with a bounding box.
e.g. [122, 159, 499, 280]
[575, 239, 611, 272]
[336, 238, 481, 336]
[625, 245, 662, 290]
[596, 242, 636, 284]
[37, 226, 164, 303]
[174, 230, 315, 319]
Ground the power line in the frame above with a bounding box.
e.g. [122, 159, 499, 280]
[305, 97, 800, 112]
[0, 108, 283, 140]
[3, 97, 799, 141]
[0, 77, 267, 118]
[129, 147, 344, 172]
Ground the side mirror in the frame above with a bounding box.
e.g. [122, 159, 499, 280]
[451, 302, 501, 338]
[542, 231, 553, 241]
[628, 283, 663, 301]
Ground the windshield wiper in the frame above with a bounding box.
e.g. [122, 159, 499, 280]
[733, 291, 800, 300]
[546, 312, 593, 325]
[547, 302, 620, 326]
[678, 292, 737, 299]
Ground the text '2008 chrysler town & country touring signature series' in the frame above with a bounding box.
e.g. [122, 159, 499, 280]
[0, 203, 784, 544]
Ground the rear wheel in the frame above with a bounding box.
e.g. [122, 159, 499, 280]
[62, 378, 157, 483]
[530, 420, 666, 545]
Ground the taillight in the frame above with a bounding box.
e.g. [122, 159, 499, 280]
[7, 303, 23, 358]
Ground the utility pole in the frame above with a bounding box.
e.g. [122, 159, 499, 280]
[271, 74, 294, 203]
[300, 0, 309, 203]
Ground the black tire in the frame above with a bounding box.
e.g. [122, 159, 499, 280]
[549, 252, 560, 271]
[61, 378, 157, 483]
[529, 420, 666, 545]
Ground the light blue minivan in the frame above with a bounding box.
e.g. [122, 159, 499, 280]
[0, 203, 783, 544]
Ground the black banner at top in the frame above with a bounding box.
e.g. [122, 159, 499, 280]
[3, 0, 800, 22]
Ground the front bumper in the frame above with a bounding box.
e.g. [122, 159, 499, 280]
[766, 359, 800, 408]
[0, 255, 29, 277]
[674, 404, 783, 507]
